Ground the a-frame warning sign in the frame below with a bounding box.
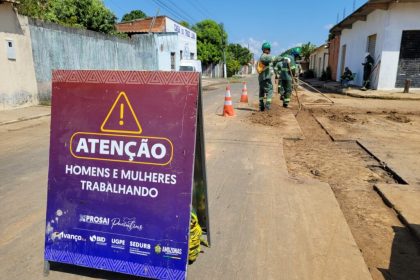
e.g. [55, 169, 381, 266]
[100, 91, 142, 135]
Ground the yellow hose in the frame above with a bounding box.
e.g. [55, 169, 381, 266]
[189, 212, 208, 263]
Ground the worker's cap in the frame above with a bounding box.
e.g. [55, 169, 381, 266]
[261, 42, 271, 50]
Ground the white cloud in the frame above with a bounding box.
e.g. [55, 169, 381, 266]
[238, 37, 283, 59]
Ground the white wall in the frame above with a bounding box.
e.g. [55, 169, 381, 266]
[0, 4, 38, 109]
[155, 33, 179, 71]
[310, 46, 329, 78]
[338, 9, 388, 88]
[338, 3, 420, 90]
[380, 2, 420, 89]
[165, 18, 197, 60]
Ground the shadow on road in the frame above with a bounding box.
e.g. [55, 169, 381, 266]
[236, 107, 258, 112]
[379, 225, 420, 280]
[50, 262, 147, 280]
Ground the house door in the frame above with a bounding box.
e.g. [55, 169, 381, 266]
[367, 34, 377, 58]
[396, 30, 420, 88]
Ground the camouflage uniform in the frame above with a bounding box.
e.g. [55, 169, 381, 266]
[279, 55, 296, 108]
[273, 56, 285, 99]
[258, 53, 273, 111]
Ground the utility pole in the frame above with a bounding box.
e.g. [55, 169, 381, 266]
[336, 13, 339, 23]
[223, 49, 227, 79]
[353, 0, 356, 12]
[343, 8, 346, 20]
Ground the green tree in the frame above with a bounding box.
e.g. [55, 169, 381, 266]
[227, 43, 252, 65]
[179, 21, 190, 28]
[121, 9, 147, 22]
[192, 19, 228, 65]
[226, 51, 240, 77]
[18, 0, 117, 34]
[300, 42, 317, 61]
[18, 0, 49, 19]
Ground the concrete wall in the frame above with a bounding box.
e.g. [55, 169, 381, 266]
[29, 19, 159, 102]
[328, 35, 340, 81]
[380, 2, 420, 89]
[0, 3, 38, 109]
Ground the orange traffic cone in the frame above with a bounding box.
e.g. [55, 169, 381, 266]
[240, 82, 248, 103]
[223, 85, 235, 117]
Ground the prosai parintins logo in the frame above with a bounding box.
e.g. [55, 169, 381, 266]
[69, 92, 174, 166]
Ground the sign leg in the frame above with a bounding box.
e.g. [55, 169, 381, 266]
[43, 260, 50, 277]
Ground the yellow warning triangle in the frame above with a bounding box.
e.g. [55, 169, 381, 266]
[100, 91, 142, 135]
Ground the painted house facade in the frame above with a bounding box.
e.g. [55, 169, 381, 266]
[331, 0, 420, 90]
[0, 0, 38, 109]
[116, 16, 197, 71]
[309, 44, 329, 78]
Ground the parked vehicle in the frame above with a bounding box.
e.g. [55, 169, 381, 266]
[179, 60, 202, 72]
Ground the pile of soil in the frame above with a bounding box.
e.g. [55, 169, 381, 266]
[249, 109, 284, 127]
[386, 112, 411, 123]
[328, 114, 357, 123]
[248, 97, 286, 127]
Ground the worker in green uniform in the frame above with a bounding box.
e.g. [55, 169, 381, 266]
[290, 48, 301, 91]
[279, 55, 296, 108]
[273, 55, 285, 100]
[280, 56, 293, 108]
[257, 42, 273, 111]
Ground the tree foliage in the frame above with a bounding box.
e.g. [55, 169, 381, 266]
[226, 52, 240, 77]
[18, 0, 117, 34]
[227, 44, 252, 65]
[192, 20, 228, 65]
[179, 21, 190, 28]
[121, 10, 147, 22]
[300, 42, 317, 61]
[225, 43, 252, 77]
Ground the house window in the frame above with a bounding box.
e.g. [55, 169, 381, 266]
[190, 52, 194, 60]
[170, 52, 176, 70]
[180, 50, 183, 60]
[6, 40, 16, 60]
[366, 34, 377, 58]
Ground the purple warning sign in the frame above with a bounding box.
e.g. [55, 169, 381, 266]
[44, 70, 200, 279]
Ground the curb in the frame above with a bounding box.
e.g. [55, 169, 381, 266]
[322, 85, 420, 100]
[374, 185, 420, 243]
[0, 113, 51, 126]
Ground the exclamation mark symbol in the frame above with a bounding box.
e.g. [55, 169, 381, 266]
[119, 103, 124, 126]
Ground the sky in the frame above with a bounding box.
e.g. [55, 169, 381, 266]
[104, 0, 365, 55]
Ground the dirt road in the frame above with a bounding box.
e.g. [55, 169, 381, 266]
[1, 76, 420, 279]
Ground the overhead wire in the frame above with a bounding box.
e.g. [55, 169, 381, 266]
[152, 0, 196, 24]
[151, 0, 185, 21]
[166, 0, 198, 23]
[186, 0, 209, 18]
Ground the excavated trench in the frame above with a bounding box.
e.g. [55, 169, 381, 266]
[283, 108, 420, 280]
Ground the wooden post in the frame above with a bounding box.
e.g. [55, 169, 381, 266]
[403, 79, 412, 93]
